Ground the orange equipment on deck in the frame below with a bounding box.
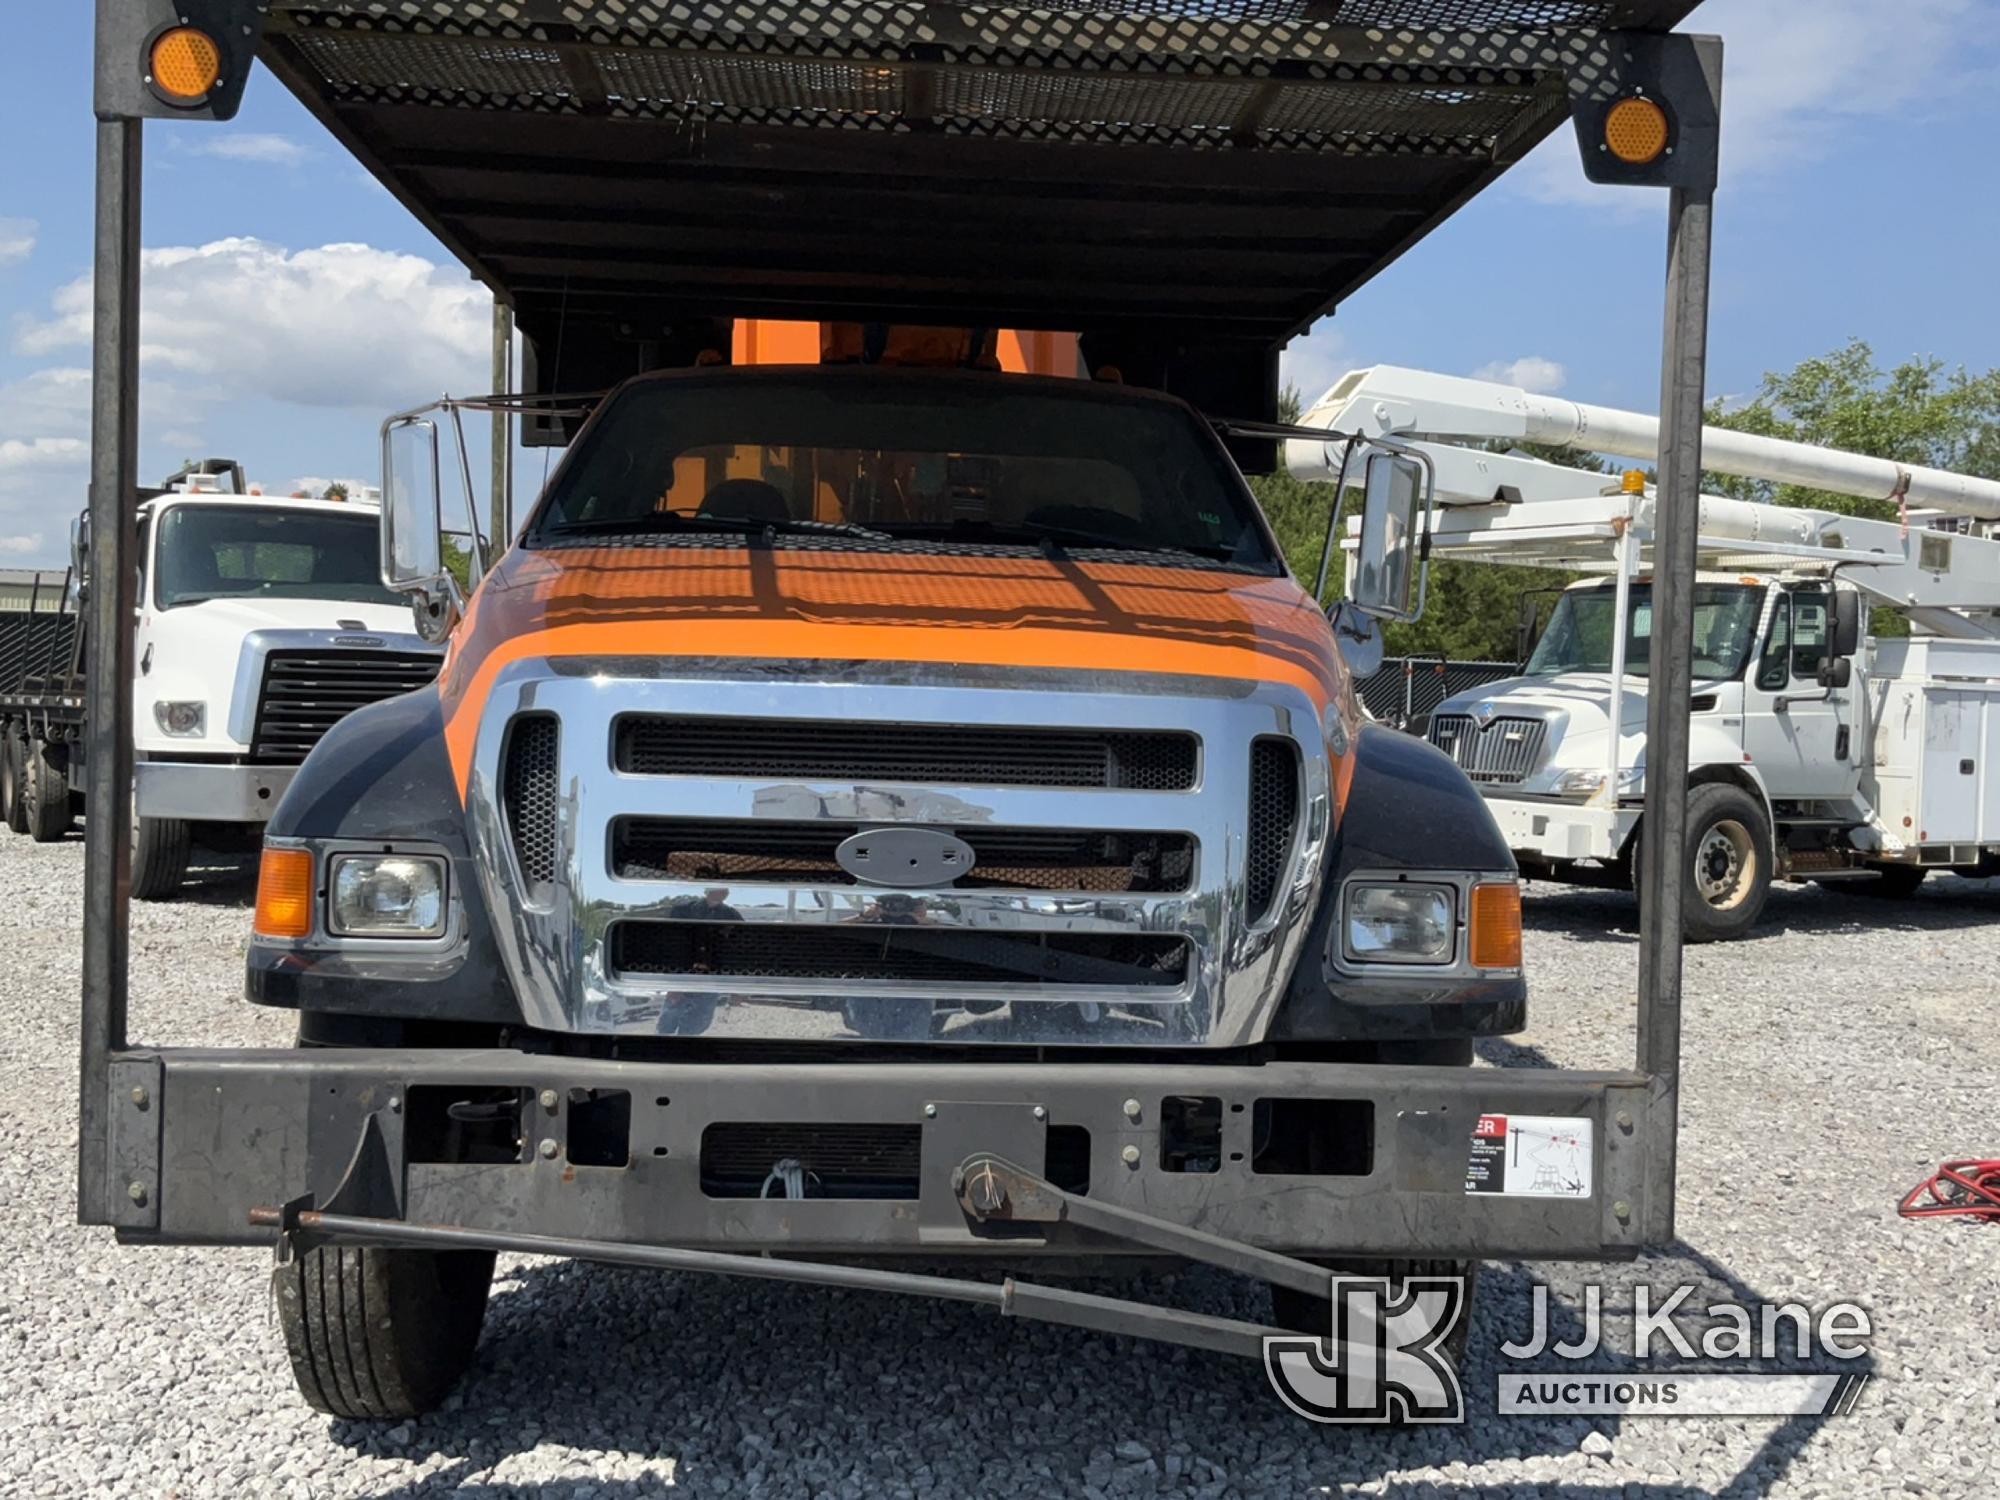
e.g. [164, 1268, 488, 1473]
[732, 320, 1081, 377]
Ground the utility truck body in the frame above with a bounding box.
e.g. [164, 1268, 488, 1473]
[1302, 366, 2000, 938]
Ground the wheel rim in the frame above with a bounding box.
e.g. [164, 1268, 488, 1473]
[1693, 818, 1757, 910]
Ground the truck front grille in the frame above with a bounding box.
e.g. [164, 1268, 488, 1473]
[1428, 714, 1548, 785]
[611, 818, 1195, 893]
[249, 650, 441, 764]
[615, 716, 1197, 790]
[611, 923, 1190, 988]
[1246, 737, 1300, 922]
[503, 715, 560, 888]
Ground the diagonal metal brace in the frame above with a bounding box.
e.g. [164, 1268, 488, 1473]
[955, 1154, 1332, 1299]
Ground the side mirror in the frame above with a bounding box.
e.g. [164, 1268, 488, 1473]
[1349, 451, 1429, 622]
[68, 512, 90, 608]
[1818, 657, 1853, 690]
[381, 416, 461, 643]
[1830, 589, 1863, 658]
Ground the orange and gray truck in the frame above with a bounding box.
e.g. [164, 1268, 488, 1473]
[80, 2, 1719, 1421]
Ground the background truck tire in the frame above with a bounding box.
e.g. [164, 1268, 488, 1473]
[1268, 1257, 1479, 1413]
[1, 725, 25, 835]
[1678, 782, 1772, 943]
[21, 735, 72, 842]
[274, 1245, 495, 1419]
[130, 816, 191, 900]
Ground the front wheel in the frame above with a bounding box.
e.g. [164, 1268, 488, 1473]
[130, 816, 192, 900]
[274, 1244, 495, 1419]
[1674, 783, 1772, 943]
[1, 725, 26, 835]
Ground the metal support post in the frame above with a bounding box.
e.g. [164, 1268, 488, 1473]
[1633, 34, 1722, 1244]
[489, 301, 514, 549]
[77, 117, 143, 1225]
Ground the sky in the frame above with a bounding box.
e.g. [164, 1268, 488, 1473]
[3, 3, 1998, 567]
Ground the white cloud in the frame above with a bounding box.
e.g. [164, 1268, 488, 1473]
[187, 133, 309, 167]
[0, 532, 45, 555]
[15, 237, 489, 414]
[1472, 356, 1567, 394]
[0, 217, 36, 267]
[1510, 0, 1983, 203]
[0, 436, 86, 469]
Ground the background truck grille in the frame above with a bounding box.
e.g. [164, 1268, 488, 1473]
[611, 924, 1189, 988]
[615, 717, 1196, 790]
[1245, 738, 1300, 923]
[249, 650, 440, 764]
[1428, 714, 1548, 785]
[611, 818, 1195, 893]
[503, 715, 560, 888]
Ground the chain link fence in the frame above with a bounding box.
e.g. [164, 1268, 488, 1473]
[1356, 657, 1519, 735]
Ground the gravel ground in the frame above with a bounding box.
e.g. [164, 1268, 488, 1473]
[3, 830, 1996, 1498]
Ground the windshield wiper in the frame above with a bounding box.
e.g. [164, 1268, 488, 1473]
[543, 511, 893, 543]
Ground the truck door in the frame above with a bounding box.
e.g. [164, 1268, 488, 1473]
[1741, 586, 1859, 801]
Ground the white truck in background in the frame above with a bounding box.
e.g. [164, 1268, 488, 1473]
[1, 460, 442, 897]
[1293, 366, 2000, 940]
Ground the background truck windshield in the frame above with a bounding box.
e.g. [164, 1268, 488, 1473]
[530, 373, 1278, 570]
[1526, 582, 1764, 682]
[154, 505, 400, 610]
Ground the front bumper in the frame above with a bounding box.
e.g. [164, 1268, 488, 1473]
[105, 1047, 1664, 1261]
[136, 760, 294, 822]
[1487, 797, 1637, 864]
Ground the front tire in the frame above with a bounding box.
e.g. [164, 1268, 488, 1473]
[1, 725, 25, 835]
[1678, 782, 1772, 943]
[274, 1245, 495, 1419]
[131, 816, 192, 900]
[21, 735, 72, 842]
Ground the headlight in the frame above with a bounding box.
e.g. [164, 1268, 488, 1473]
[153, 700, 206, 736]
[1553, 766, 1644, 798]
[1344, 882, 1455, 965]
[328, 854, 447, 938]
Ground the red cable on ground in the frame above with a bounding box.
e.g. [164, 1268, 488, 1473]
[1898, 1160, 2000, 1224]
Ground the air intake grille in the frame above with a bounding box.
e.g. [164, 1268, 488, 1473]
[503, 715, 560, 887]
[249, 650, 440, 764]
[1246, 738, 1300, 923]
[615, 718, 1196, 790]
[611, 819, 1195, 893]
[612, 924, 1189, 988]
[1428, 714, 1549, 785]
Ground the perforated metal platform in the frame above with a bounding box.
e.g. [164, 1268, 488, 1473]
[256, 2, 1700, 405]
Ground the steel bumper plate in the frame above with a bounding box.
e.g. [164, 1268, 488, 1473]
[119, 1048, 1660, 1261]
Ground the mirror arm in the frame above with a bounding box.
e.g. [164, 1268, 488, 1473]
[1313, 436, 1364, 604]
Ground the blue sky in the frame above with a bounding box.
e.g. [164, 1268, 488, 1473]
[3, 3, 1998, 566]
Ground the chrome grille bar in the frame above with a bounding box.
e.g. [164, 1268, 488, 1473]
[1428, 714, 1548, 785]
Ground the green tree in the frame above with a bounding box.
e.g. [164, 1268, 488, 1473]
[1704, 339, 2000, 520]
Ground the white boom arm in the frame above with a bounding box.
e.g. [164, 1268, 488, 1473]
[1292, 365, 2000, 521]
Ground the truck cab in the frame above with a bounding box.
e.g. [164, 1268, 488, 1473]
[124, 474, 441, 894]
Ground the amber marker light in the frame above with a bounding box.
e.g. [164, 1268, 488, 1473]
[1604, 96, 1670, 165]
[1469, 882, 1524, 971]
[254, 847, 315, 939]
[150, 27, 223, 103]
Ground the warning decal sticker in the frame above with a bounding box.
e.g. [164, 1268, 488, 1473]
[1466, 1113, 1594, 1198]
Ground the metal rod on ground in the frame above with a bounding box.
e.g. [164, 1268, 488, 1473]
[1634, 39, 1721, 1245]
[77, 117, 143, 1226]
[489, 301, 513, 550]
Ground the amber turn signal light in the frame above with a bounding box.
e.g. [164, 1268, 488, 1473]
[150, 27, 223, 102]
[253, 847, 315, 939]
[1604, 96, 1670, 165]
[1469, 882, 1523, 970]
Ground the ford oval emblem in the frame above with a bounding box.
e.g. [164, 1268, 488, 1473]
[835, 827, 976, 887]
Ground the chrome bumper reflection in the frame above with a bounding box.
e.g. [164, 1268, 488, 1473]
[467, 660, 1331, 1047]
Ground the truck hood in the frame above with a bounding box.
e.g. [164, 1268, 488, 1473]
[150, 594, 416, 638]
[1439, 672, 1651, 734]
[437, 543, 1340, 787]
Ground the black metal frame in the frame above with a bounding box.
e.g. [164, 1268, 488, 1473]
[78, 4, 1721, 1355]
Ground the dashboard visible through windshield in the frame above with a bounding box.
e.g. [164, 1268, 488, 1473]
[527, 371, 1280, 572]
[1526, 583, 1765, 682]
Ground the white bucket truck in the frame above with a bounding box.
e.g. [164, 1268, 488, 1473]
[1293, 367, 2000, 940]
[3, 461, 443, 897]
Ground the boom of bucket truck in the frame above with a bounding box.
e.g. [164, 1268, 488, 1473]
[1291, 366, 2000, 941]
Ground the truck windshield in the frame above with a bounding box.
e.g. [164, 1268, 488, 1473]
[529, 372, 1279, 571]
[153, 504, 400, 610]
[1525, 582, 1764, 682]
